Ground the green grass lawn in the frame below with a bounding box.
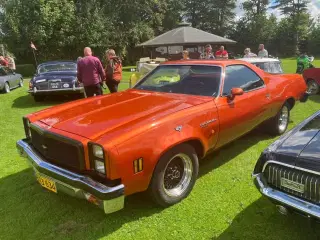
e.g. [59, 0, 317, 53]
[0, 60, 320, 240]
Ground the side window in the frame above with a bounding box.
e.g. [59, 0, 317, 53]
[223, 65, 265, 95]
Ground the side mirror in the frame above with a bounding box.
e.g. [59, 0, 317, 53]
[228, 88, 244, 100]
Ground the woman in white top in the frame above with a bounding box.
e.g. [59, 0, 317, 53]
[244, 48, 257, 58]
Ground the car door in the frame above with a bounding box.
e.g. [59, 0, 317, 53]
[214, 64, 271, 148]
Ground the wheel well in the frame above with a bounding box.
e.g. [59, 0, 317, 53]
[286, 97, 295, 110]
[184, 139, 205, 159]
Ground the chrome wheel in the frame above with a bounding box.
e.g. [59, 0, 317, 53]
[307, 80, 319, 95]
[4, 82, 10, 93]
[19, 79, 23, 87]
[162, 153, 193, 197]
[278, 105, 289, 132]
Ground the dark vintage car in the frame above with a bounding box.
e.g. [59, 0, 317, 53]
[29, 61, 84, 101]
[253, 110, 320, 219]
[0, 66, 23, 93]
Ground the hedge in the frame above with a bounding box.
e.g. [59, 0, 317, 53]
[16, 64, 36, 77]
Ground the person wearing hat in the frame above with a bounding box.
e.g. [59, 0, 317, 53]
[200, 44, 215, 59]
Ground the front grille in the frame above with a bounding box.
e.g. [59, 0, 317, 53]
[30, 124, 85, 171]
[264, 163, 320, 204]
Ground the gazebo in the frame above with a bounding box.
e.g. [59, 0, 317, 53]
[138, 23, 236, 60]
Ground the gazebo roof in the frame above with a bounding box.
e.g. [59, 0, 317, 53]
[138, 24, 236, 47]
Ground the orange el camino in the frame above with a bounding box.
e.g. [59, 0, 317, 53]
[17, 59, 308, 214]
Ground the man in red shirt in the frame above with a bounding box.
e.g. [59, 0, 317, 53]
[77, 47, 105, 97]
[215, 46, 228, 59]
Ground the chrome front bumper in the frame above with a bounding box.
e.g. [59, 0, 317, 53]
[17, 139, 125, 214]
[28, 87, 84, 94]
[253, 173, 320, 219]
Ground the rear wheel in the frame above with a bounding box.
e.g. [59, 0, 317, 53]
[266, 103, 290, 135]
[307, 79, 319, 95]
[3, 82, 10, 93]
[34, 95, 45, 102]
[149, 144, 199, 207]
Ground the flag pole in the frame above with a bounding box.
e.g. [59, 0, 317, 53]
[32, 48, 38, 66]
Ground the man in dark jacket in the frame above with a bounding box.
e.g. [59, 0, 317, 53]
[77, 47, 105, 97]
[105, 49, 122, 93]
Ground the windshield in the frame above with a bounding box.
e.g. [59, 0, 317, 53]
[134, 65, 221, 97]
[252, 62, 283, 74]
[38, 63, 77, 73]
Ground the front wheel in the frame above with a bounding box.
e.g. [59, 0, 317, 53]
[307, 79, 319, 95]
[149, 144, 199, 207]
[266, 103, 290, 136]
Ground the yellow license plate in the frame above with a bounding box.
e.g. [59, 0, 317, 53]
[37, 174, 57, 193]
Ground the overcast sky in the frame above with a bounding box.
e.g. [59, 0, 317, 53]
[235, 0, 320, 19]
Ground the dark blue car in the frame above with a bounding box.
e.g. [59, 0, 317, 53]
[29, 61, 84, 101]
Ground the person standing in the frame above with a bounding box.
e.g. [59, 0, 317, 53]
[104, 49, 122, 93]
[243, 48, 257, 58]
[182, 50, 190, 60]
[77, 47, 105, 97]
[0, 56, 8, 67]
[200, 44, 215, 59]
[5, 55, 16, 70]
[215, 46, 228, 59]
[258, 44, 268, 58]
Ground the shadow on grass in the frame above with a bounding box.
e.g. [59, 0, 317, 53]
[199, 128, 273, 178]
[0, 168, 162, 239]
[11, 93, 82, 109]
[216, 197, 320, 240]
[309, 94, 320, 104]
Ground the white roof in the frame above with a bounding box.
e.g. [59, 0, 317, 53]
[239, 57, 280, 63]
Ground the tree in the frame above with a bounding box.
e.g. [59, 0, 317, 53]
[242, 0, 269, 17]
[182, 0, 236, 36]
[271, 0, 310, 54]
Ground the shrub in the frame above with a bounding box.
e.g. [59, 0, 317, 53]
[16, 64, 36, 77]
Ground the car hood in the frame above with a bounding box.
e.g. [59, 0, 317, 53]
[265, 111, 320, 167]
[38, 90, 211, 141]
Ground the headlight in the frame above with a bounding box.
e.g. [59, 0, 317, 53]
[89, 143, 106, 175]
[94, 159, 105, 174]
[92, 145, 104, 158]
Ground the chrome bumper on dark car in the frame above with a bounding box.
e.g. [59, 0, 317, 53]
[28, 87, 84, 94]
[17, 139, 124, 214]
[253, 173, 320, 219]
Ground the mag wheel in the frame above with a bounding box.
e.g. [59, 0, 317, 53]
[307, 80, 319, 95]
[149, 144, 199, 207]
[266, 102, 290, 136]
[4, 82, 10, 93]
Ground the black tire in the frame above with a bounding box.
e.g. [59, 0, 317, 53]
[149, 143, 199, 207]
[19, 78, 23, 87]
[3, 82, 10, 93]
[34, 95, 45, 102]
[307, 79, 319, 95]
[266, 102, 290, 136]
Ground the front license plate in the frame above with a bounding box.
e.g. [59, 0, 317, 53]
[281, 178, 304, 193]
[37, 174, 57, 193]
[49, 82, 61, 89]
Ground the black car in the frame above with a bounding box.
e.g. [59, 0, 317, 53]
[29, 61, 84, 101]
[253, 110, 320, 219]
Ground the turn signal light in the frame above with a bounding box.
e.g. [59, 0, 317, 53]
[133, 158, 143, 173]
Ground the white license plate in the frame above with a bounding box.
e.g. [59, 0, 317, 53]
[281, 178, 305, 193]
[50, 82, 60, 89]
